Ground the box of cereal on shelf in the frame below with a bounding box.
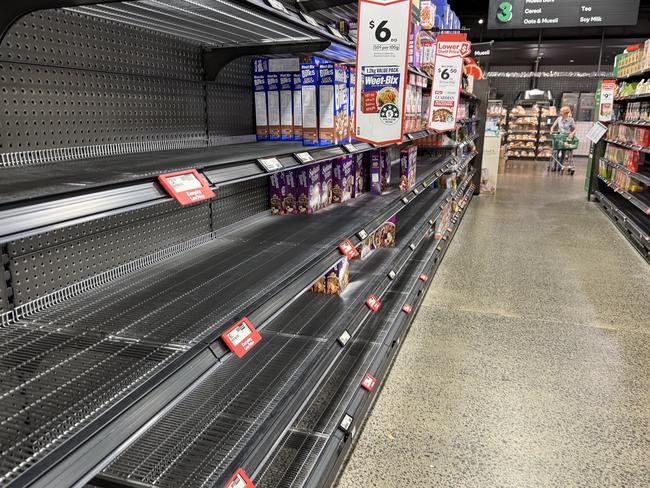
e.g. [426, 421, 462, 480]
[301, 63, 319, 146]
[361, 214, 397, 260]
[348, 69, 356, 141]
[318, 63, 348, 146]
[368, 149, 382, 195]
[283, 169, 298, 214]
[279, 73, 294, 141]
[266, 73, 281, 140]
[293, 72, 303, 141]
[310, 257, 350, 295]
[320, 159, 333, 208]
[269, 171, 286, 215]
[400, 146, 417, 191]
[352, 152, 366, 198]
[296, 163, 321, 214]
[380, 147, 392, 192]
[332, 155, 354, 203]
[253, 58, 269, 141]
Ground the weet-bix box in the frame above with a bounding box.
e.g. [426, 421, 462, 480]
[293, 73, 303, 141]
[253, 58, 269, 141]
[283, 169, 298, 214]
[320, 159, 333, 208]
[348, 69, 356, 141]
[400, 146, 417, 191]
[318, 63, 348, 146]
[352, 152, 366, 198]
[333, 155, 354, 204]
[301, 63, 319, 146]
[266, 73, 281, 140]
[296, 164, 321, 214]
[279, 73, 294, 141]
[269, 172, 286, 215]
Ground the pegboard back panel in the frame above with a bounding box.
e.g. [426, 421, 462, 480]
[207, 56, 256, 145]
[212, 178, 270, 230]
[0, 61, 207, 157]
[0, 274, 9, 314]
[0, 9, 204, 81]
[7, 201, 211, 305]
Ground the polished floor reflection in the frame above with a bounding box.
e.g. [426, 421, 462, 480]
[336, 159, 650, 487]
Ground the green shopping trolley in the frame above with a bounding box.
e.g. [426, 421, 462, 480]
[548, 134, 579, 175]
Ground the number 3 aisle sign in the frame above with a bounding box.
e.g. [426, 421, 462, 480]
[427, 34, 471, 133]
[355, 0, 412, 145]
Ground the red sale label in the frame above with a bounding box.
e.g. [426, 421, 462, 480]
[361, 373, 377, 391]
[419, 273, 429, 282]
[402, 303, 413, 314]
[221, 317, 261, 358]
[365, 294, 381, 311]
[224, 468, 255, 488]
[158, 169, 215, 206]
[339, 239, 359, 259]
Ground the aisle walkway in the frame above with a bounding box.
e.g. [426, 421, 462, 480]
[336, 161, 650, 487]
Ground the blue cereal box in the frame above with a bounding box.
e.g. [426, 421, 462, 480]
[301, 63, 319, 146]
[279, 73, 294, 141]
[293, 73, 303, 141]
[318, 63, 349, 146]
[253, 58, 269, 141]
[266, 73, 281, 140]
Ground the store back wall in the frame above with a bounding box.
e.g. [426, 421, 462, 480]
[488, 65, 613, 107]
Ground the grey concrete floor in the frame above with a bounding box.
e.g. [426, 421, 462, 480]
[336, 159, 650, 488]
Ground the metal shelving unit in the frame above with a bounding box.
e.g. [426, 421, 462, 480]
[0, 2, 486, 488]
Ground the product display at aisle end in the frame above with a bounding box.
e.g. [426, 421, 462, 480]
[0, 2, 485, 488]
[591, 38, 650, 263]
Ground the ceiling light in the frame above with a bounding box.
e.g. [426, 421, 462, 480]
[569, 59, 575, 63]
[478, 18, 484, 24]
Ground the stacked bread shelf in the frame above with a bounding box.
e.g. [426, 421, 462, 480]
[505, 105, 540, 160]
[0, 2, 487, 488]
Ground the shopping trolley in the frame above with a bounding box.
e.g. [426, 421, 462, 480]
[548, 134, 579, 175]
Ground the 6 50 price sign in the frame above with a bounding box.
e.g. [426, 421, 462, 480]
[354, 0, 412, 145]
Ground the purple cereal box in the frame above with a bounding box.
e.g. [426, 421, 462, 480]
[368, 149, 382, 195]
[283, 169, 298, 214]
[320, 160, 333, 208]
[361, 214, 397, 260]
[269, 172, 286, 215]
[296, 164, 321, 214]
[310, 257, 350, 295]
[332, 155, 354, 203]
[400, 146, 417, 191]
[380, 147, 391, 192]
[351, 152, 365, 198]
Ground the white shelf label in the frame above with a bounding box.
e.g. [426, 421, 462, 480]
[258, 157, 283, 172]
[340, 414, 354, 431]
[357, 229, 368, 240]
[266, 0, 288, 13]
[344, 143, 357, 153]
[300, 11, 320, 27]
[387, 270, 396, 280]
[295, 151, 314, 163]
[338, 330, 351, 346]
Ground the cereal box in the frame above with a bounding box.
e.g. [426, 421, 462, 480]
[279, 73, 294, 141]
[293, 73, 303, 141]
[310, 258, 350, 295]
[318, 63, 348, 146]
[266, 73, 281, 140]
[269, 172, 286, 215]
[296, 164, 321, 214]
[381, 147, 392, 193]
[400, 146, 417, 191]
[352, 152, 366, 198]
[253, 58, 269, 141]
[283, 169, 298, 214]
[368, 149, 382, 195]
[332, 155, 354, 203]
[348, 69, 356, 142]
[320, 159, 333, 208]
[361, 215, 397, 260]
[359, 66, 401, 131]
[301, 63, 319, 146]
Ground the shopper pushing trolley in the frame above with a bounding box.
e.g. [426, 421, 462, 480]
[549, 106, 579, 175]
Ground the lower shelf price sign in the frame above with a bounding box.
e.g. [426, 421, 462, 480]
[427, 34, 471, 133]
[402, 303, 413, 314]
[225, 468, 255, 488]
[365, 294, 381, 311]
[158, 169, 215, 205]
[221, 317, 261, 358]
[361, 372, 377, 391]
[339, 239, 359, 259]
[419, 273, 429, 282]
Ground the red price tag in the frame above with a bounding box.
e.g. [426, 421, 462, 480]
[158, 169, 215, 206]
[339, 239, 359, 259]
[361, 373, 377, 391]
[402, 303, 413, 314]
[419, 273, 429, 282]
[221, 317, 261, 358]
[224, 468, 255, 488]
[365, 294, 381, 311]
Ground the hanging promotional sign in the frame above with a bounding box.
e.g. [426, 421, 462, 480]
[354, 0, 413, 145]
[598, 79, 616, 123]
[427, 34, 471, 133]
